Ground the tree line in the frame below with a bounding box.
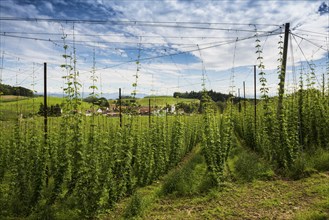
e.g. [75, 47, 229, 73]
[0, 83, 34, 97]
[174, 90, 233, 102]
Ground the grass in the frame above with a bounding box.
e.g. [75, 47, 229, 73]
[0, 96, 92, 120]
[103, 145, 204, 220]
[141, 172, 329, 220]
[105, 135, 329, 220]
[161, 152, 206, 196]
[0, 95, 29, 102]
[232, 149, 275, 182]
[282, 148, 329, 180]
[123, 192, 147, 219]
[309, 148, 329, 172]
[294, 211, 328, 220]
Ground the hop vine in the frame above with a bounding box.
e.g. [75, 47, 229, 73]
[255, 36, 269, 105]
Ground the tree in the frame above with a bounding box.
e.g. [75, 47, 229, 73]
[38, 103, 61, 117]
[0, 83, 34, 97]
[83, 96, 109, 108]
[176, 102, 199, 114]
[83, 95, 99, 104]
[97, 97, 109, 108]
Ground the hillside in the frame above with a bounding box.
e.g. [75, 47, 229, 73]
[0, 83, 34, 97]
[0, 95, 30, 102]
[0, 96, 91, 120]
[137, 96, 199, 107]
[0, 95, 200, 120]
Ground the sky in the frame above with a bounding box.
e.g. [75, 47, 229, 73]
[0, 0, 328, 98]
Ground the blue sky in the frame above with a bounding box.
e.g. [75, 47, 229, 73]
[0, 0, 328, 98]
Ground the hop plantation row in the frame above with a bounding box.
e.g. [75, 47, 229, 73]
[233, 87, 329, 173]
[1, 82, 328, 219]
[0, 103, 234, 219]
[232, 35, 329, 174]
[0, 33, 236, 219]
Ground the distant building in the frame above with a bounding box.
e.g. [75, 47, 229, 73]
[139, 106, 150, 115]
[85, 110, 92, 116]
[107, 112, 120, 117]
[169, 105, 176, 113]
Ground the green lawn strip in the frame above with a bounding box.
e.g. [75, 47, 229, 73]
[138, 134, 329, 219]
[0, 96, 92, 120]
[102, 145, 202, 219]
[140, 134, 329, 220]
[293, 172, 329, 220]
[142, 173, 328, 220]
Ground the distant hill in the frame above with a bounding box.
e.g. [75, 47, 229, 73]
[0, 83, 34, 97]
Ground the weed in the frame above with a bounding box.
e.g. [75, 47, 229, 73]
[294, 210, 328, 220]
[284, 155, 317, 180]
[124, 192, 145, 219]
[161, 153, 206, 196]
[311, 148, 329, 171]
[234, 150, 274, 182]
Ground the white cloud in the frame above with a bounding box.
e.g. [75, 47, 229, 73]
[44, 2, 54, 13]
[0, 0, 327, 97]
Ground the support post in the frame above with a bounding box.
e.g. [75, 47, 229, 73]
[254, 65, 257, 134]
[165, 102, 168, 121]
[44, 62, 47, 141]
[277, 23, 290, 117]
[323, 73, 325, 97]
[119, 88, 122, 127]
[238, 88, 241, 112]
[44, 62, 49, 187]
[243, 81, 246, 114]
[149, 98, 151, 127]
[298, 85, 304, 146]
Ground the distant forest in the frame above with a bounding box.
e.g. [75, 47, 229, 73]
[0, 83, 34, 97]
[173, 90, 234, 102]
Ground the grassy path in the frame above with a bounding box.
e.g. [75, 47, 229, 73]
[104, 135, 329, 220]
[144, 172, 329, 219]
[103, 145, 203, 220]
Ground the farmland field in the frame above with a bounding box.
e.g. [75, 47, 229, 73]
[0, 95, 199, 120]
[0, 95, 30, 102]
[0, 89, 329, 219]
[0, 96, 90, 120]
[1, 1, 328, 219]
